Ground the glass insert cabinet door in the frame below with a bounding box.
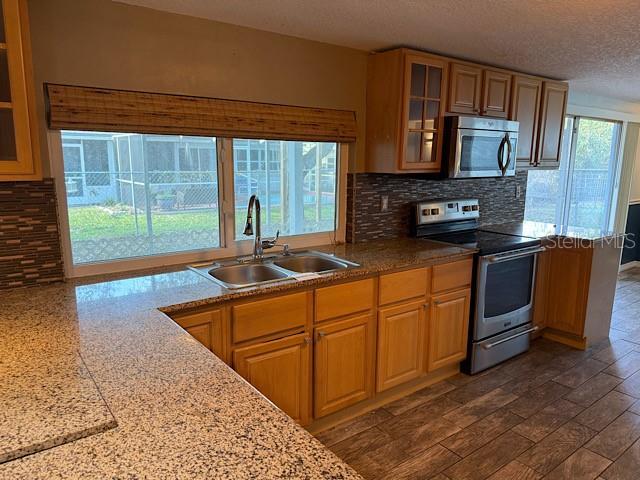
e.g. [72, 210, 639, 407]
[401, 54, 447, 171]
[0, 0, 38, 177]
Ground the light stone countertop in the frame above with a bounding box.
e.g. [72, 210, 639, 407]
[0, 238, 474, 479]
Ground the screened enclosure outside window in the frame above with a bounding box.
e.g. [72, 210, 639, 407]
[232, 139, 337, 239]
[525, 116, 622, 232]
[61, 131, 220, 264]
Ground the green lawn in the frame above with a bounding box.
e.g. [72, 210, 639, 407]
[68, 205, 336, 242]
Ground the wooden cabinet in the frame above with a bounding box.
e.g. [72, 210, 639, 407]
[234, 333, 311, 425]
[535, 81, 568, 169]
[545, 244, 593, 337]
[0, 0, 40, 180]
[448, 63, 482, 115]
[314, 313, 375, 418]
[481, 70, 511, 118]
[173, 309, 227, 362]
[449, 65, 510, 118]
[376, 300, 426, 392]
[366, 48, 448, 173]
[427, 289, 471, 371]
[510, 75, 543, 168]
[315, 278, 374, 323]
[532, 248, 550, 335]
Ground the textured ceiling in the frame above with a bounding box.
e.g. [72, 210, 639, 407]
[117, 0, 640, 103]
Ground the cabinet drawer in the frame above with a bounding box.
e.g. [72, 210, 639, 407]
[315, 278, 375, 322]
[432, 258, 473, 294]
[232, 292, 308, 344]
[379, 268, 430, 305]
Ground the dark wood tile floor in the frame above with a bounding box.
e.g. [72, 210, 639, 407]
[316, 268, 640, 480]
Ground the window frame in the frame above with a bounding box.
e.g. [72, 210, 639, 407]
[50, 132, 348, 278]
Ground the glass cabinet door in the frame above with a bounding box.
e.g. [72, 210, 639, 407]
[0, 0, 38, 178]
[402, 55, 446, 171]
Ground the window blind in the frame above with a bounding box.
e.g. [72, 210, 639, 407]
[45, 84, 357, 143]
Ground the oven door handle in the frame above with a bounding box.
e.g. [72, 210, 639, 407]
[484, 246, 546, 264]
[482, 326, 539, 350]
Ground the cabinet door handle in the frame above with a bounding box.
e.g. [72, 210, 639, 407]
[317, 331, 327, 341]
[304, 336, 312, 345]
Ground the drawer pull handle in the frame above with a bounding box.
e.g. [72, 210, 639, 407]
[482, 326, 539, 350]
[304, 336, 312, 345]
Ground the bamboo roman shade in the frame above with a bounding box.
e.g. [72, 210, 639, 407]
[45, 84, 357, 142]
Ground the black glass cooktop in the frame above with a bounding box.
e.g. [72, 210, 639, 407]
[427, 229, 541, 256]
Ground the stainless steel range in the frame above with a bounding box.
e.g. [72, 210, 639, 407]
[413, 198, 544, 374]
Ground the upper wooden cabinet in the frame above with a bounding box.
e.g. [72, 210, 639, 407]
[0, 0, 40, 180]
[510, 75, 543, 168]
[535, 81, 569, 169]
[448, 65, 511, 118]
[482, 70, 511, 118]
[366, 49, 448, 173]
[448, 63, 482, 115]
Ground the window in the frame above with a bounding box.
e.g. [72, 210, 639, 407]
[58, 132, 343, 271]
[525, 116, 622, 233]
[60, 131, 220, 265]
[232, 139, 337, 239]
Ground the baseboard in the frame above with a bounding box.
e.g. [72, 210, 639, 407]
[543, 328, 587, 350]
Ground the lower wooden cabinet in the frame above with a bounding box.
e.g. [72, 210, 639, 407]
[173, 309, 226, 362]
[233, 333, 311, 425]
[314, 314, 375, 418]
[427, 289, 470, 371]
[376, 299, 426, 392]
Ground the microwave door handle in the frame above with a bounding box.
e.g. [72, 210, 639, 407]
[503, 134, 513, 174]
[497, 136, 507, 175]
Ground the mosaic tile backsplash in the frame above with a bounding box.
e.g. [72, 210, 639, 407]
[0, 179, 64, 290]
[346, 171, 528, 242]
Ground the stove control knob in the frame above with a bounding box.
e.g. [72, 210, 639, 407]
[472, 205, 479, 211]
[421, 208, 430, 216]
[430, 208, 440, 215]
[462, 205, 472, 212]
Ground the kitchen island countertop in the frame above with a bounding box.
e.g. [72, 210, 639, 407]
[0, 238, 474, 479]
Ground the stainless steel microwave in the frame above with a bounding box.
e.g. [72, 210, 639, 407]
[445, 116, 519, 178]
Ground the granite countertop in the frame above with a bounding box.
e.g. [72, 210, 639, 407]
[483, 220, 623, 241]
[0, 238, 473, 479]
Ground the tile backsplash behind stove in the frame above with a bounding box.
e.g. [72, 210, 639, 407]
[346, 171, 528, 242]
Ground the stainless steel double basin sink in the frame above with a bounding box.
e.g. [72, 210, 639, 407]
[189, 251, 358, 289]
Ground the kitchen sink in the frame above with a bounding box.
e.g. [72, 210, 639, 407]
[189, 251, 358, 289]
[207, 263, 290, 289]
[272, 254, 350, 273]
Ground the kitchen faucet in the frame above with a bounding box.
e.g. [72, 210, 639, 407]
[243, 194, 285, 260]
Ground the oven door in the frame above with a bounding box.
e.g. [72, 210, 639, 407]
[473, 246, 543, 341]
[449, 129, 518, 178]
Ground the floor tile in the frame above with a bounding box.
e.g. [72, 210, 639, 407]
[329, 426, 392, 463]
[628, 399, 640, 415]
[545, 448, 611, 480]
[592, 340, 638, 365]
[586, 411, 640, 460]
[517, 421, 596, 474]
[615, 370, 640, 398]
[443, 388, 518, 428]
[445, 370, 513, 404]
[444, 430, 532, 480]
[384, 380, 456, 416]
[564, 373, 623, 407]
[314, 407, 393, 447]
[553, 358, 609, 388]
[507, 381, 570, 418]
[512, 398, 584, 442]
[487, 461, 541, 479]
[603, 351, 640, 379]
[575, 391, 636, 431]
[379, 444, 460, 480]
[440, 408, 523, 457]
[601, 438, 640, 480]
[378, 395, 460, 439]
